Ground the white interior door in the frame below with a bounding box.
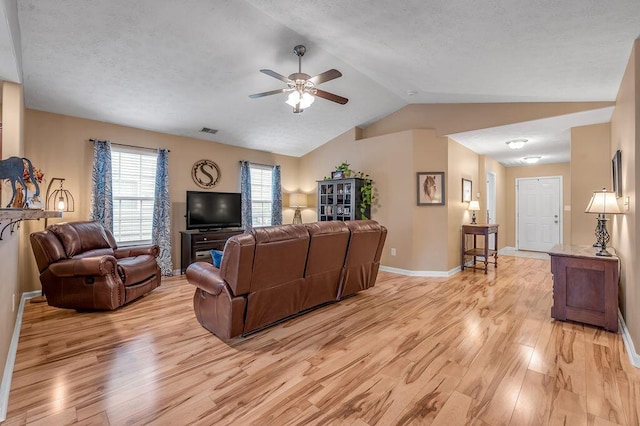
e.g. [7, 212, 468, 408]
[486, 171, 497, 247]
[517, 177, 562, 251]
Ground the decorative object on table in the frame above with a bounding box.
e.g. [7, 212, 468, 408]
[44, 177, 75, 227]
[249, 44, 348, 114]
[289, 192, 307, 224]
[191, 159, 221, 188]
[417, 172, 445, 206]
[462, 178, 472, 202]
[468, 200, 480, 224]
[0, 156, 41, 208]
[584, 188, 623, 257]
[612, 149, 622, 198]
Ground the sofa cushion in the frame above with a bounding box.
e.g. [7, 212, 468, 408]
[50, 221, 115, 257]
[117, 255, 158, 286]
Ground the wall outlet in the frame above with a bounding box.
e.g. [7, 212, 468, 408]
[12, 293, 16, 313]
[391, 248, 397, 256]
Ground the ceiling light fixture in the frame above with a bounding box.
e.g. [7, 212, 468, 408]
[506, 139, 528, 150]
[523, 156, 541, 164]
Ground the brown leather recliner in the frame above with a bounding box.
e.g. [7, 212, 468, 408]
[187, 220, 387, 340]
[30, 221, 161, 310]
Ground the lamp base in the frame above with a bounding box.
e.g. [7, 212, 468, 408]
[471, 211, 477, 225]
[292, 208, 302, 225]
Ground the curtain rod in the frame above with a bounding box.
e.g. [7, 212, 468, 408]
[239, 160, 275, 168]
[89, 139, 170, 153]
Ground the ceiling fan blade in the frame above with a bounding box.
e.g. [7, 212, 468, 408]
[260, 69, 291, 83]
[249, 88, 291, 99]
[314, 89, 349, 105]
[308, 69, 342, 85]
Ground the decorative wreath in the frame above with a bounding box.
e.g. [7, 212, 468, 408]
[191, 159, 221, 188]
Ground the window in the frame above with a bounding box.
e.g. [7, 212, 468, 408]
[250, 165, 273, 227]
[111, 147, 157, 244]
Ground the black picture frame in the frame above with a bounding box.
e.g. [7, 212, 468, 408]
[612, 149, 622, 198]
[462, 178, 472, 202]
[331, 171, 344, 179]
[417, 172, 445, 206]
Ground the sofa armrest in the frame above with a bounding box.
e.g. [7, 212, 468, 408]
[186, 262, 227, 296]
[48, 256, 119, 277]
[114, 244, 160, 259]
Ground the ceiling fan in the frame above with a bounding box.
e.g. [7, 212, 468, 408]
[249, 45, 348, 113]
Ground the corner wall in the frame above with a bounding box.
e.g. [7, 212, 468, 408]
[570, 123, 611, 246]
[610, 39, 639, 351]
[0, 81, 24, 391]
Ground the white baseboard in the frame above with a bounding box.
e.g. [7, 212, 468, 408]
[0, 290, 39, 422]
[499, 246, 517, 253]
[379, 265, 461, 278]
[618, 309, 640, 368]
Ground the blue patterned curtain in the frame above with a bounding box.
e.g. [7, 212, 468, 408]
[271, 165, 283, 225]
[240, 161, 252, 230]
[89, 140, 113, 231]
[152, 149, 173, 276]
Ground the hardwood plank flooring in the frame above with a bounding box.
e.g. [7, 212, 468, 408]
[5, 256, 640, 425]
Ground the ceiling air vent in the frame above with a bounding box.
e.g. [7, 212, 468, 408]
[200, 127, 218, 134]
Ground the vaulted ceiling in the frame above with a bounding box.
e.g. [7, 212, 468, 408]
[1, 1, 639, 162]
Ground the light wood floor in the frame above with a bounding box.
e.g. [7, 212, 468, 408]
[5, 256, 640, 425]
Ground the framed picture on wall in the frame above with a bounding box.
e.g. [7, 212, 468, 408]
[462, 178, 472, 202]
[612, 149, 622, 198]
[417, 172, 445, 206]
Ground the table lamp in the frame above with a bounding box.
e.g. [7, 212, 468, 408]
[584, 188, 622, 256]
[44, 177, 75, 227]
[468, 200, 480, 224]
[289, 192, 307, 224]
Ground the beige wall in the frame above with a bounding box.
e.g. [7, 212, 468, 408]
[610, 40, 639, 350]
[22, 109, 300, 288]
[504, 163, 571, 247]
[446, 139, 479, 270]
[478, 155, 507, 249]
[364, 102, 615, 140]
[570, 123, 611, 245]
[0, 81, 24, 388]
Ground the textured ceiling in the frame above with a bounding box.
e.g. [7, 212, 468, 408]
[7, 0, 640, 159]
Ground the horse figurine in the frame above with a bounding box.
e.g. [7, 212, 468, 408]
[423, 175, 438, 202]
[0, 156, 40, 208]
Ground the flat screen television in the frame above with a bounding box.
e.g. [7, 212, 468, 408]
[186, 191, 242, 230]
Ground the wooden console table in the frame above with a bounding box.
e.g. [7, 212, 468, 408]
[461, 224, 499, 274]
[549, 244, 619, 332]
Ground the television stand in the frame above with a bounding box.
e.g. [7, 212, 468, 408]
[180, 229, 244, 274]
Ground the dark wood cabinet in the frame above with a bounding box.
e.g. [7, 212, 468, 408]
[180, 229, 243, 273]
[317, 178, 369, 221]
[549, 244, 619, 332]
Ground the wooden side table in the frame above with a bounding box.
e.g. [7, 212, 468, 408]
[548, 244, 619, 332]
[461, 224, 499, 274]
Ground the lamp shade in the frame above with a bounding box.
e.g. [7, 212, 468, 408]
[468, 200, 480, 211]
[585, 189, 622, 214]
[289, 192, 307, 208]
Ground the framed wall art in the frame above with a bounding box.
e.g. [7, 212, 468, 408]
[612, 149, 622, 198]
[462, 178, 472, 202]
[417, 172, 445, 206]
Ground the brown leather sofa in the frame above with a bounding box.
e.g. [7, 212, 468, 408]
[30, 221, 161, 310]
[186, 220, 387, 340]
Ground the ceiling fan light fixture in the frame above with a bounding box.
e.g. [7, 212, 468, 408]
[506, 139, 528, 150]
[286, 91, 301, 107]
[300, 92, 315, 109]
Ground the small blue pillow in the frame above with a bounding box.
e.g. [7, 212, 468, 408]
[210, 249, 223, 268]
